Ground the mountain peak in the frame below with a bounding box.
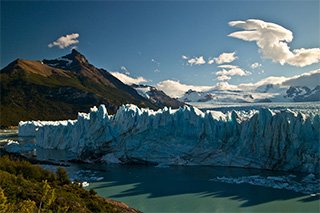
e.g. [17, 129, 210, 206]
[63, 49, 88, 65]
[42, 49, 89, 71]
[71, 48, 80, 54]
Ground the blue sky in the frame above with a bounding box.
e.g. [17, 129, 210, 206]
[1, 0, 319, 88]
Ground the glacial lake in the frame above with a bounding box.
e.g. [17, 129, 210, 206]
[1, 102, 320, 212]
[47, 163, 319, 213]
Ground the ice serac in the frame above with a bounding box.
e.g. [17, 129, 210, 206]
[19, 105, 320, 173]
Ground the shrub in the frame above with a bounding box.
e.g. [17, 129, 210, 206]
[0, 156, 137, 212]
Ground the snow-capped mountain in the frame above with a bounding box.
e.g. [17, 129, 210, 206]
[285, 86, 320, 102]
[179, 70, 320, 104]
[132, 84, 184, 108]
[181, 89, 267, 103]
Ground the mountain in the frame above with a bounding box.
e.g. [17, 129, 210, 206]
[132, 84, 184, 108]
[285, 86, 320, 102]
[180, 86, 320, 104]
[0, 49, 159, 127]
[179, 70, 320, 104]
[180, 89, 268, 103]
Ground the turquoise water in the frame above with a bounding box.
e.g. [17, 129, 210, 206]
[59, 164, 319, 213]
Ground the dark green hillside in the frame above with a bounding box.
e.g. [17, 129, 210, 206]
[0, 50, 157, 127]
[0, 156, 140, 213]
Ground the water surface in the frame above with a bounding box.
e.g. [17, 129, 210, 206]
[57, 164, 319, 213]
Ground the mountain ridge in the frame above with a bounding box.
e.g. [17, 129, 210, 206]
[179, 70, 320, 104]
[0, 50, 174, 127]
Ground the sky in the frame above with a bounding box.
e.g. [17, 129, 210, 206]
[1, 0, 319, 93]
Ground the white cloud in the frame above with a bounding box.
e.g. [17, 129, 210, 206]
[188, 56, 206, 65]
[151, 58, 160, 66]
[214, 52, 238, 64]
[155, 79, 242, 98]
[155, 80, 212, 98]
[48, 33, 79, 49]
[214, 82, 239, 90]
[239, 76, 289, 90]
[215, 65, 251, 81]
[120, 66, 130, 75]
[208, 59, 215, 64]
[287, 48, 320, 67]
[217, 75, 231, 81]
[156, 69, 319, 98]
[239, 69, 320, 90]
[151, 58, 160, 72]
[217, 64, 238, 69]
[216, 68, 250, 77]
[282, 69, 320, 88]
[228, 19, 320, 67]
[182, 56, 206, 66]
[121, 66, 128, 71]
[251, 62, 262, 69]
[110, 72, 149, 85]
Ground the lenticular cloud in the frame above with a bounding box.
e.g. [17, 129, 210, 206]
[48, 33, 79, 49]
[228, 19, 320, 67]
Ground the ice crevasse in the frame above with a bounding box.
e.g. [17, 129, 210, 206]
[19, 104, 320, 173]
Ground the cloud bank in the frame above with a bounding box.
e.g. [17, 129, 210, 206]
[156, 80, 213, 98]
[228, 19, 320, 67]
[239, 69, 320, 90]
[155, 80, 241, 98]
[153, 69, 319, 98]
[110, 72, 149, 85]
[48, 33, 79, 49]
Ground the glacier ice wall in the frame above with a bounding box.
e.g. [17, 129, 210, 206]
[19, 104, 320, 173]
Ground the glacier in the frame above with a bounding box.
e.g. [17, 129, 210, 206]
[18, 104, 320, 173]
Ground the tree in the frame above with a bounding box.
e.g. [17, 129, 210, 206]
[0, 187, 8, 212]
[38, 180, 56, 213]
[56, 168, 70, 185]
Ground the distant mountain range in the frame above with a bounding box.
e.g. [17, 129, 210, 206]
[285, 85, 320, 102]
[0, 50, 182, 127]
[180, 71, 320, 104]
[132, 84, 183, 108]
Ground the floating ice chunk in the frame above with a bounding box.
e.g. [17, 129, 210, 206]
[96, 177, 104, 181]
[4, 140, 20, 153]
[82, 182, 89, 187]
[155, 163, 170, 168]
[211, 175, 320, 195]
[4, 140, 35, 154]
